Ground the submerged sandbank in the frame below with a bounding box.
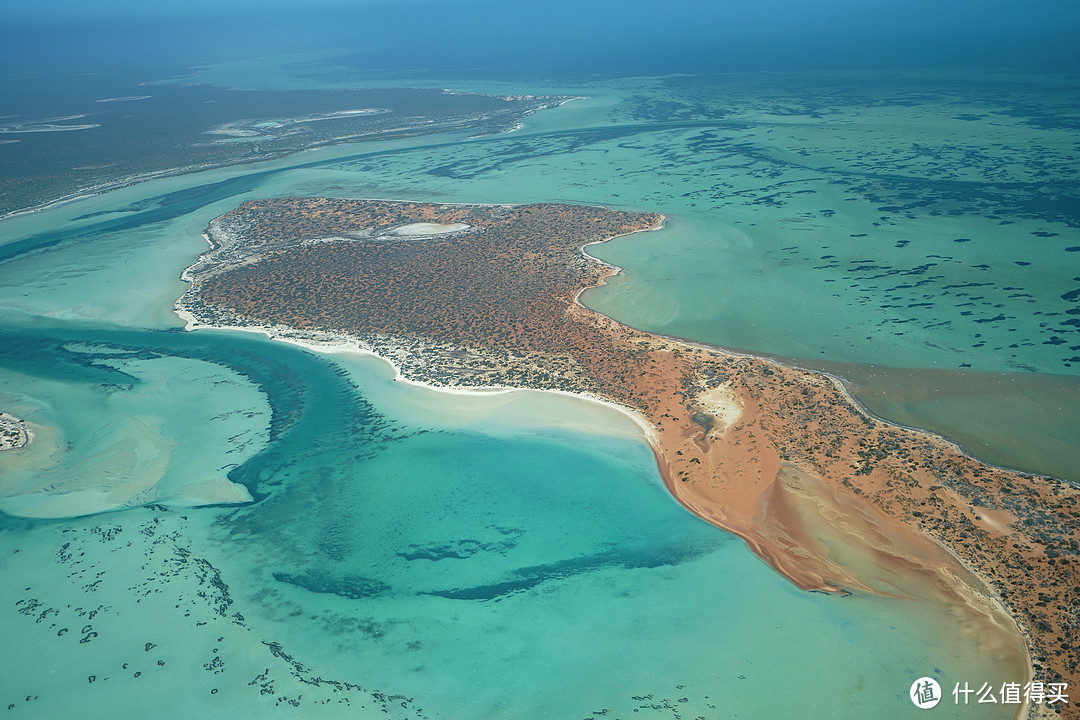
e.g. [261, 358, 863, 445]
[181, 310, 1034, 715]
[174, 197, 1080, 709]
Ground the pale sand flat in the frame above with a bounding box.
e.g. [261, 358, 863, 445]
[392, 222, 471, 236]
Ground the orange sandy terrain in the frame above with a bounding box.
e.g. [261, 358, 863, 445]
[180, 197, 1079, 718]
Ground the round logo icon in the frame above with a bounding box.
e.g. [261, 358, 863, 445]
[910, 677, 942, 709]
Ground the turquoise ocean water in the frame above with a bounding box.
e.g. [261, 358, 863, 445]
[2, 60, 1073, 718]
[179, 60, 1080, 479]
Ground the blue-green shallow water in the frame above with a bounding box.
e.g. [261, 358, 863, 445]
[146, 63, 1080, 479]
[0, 228, 1015, 720]
[0, 320, 1016, 719]
[0, 66, 1056, 718]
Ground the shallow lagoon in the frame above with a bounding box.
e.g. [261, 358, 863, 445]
[1, 65, 1071, 718]
[0, 326, 1018, 719]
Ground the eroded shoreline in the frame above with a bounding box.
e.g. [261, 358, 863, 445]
[177, 197, 1080, 718]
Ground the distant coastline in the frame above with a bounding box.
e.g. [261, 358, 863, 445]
[0, 88, 576, 221]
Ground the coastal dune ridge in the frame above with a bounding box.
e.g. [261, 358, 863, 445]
[177, 196, 1080, 717]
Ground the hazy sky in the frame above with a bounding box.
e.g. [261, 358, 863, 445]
[4, 0, 1074, 24]
[4, 0, 1079, 74]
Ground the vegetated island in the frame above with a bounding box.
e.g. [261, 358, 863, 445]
[0, 413, 29, 451]
[178, 197, 1079, 718]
